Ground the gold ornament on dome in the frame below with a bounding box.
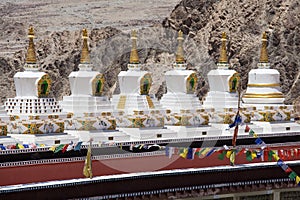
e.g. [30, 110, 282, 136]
[92, 74, 105, 96]
[80, 29, 91, 64]
[176, 30, 185, 64]
[259, 32, 269, 63]
[37, 74, 51, 98]
[140, 73, 152, 95]
[186, 73, 197, 94]
[129, 30, 140, 64]
[218, 32, 228, 63]
[26, 26, 37, 64]
[228, 72, 240, 92]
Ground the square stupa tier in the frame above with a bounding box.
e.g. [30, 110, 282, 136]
[61, 96, 112, 117]
[202, 67, 239, 110]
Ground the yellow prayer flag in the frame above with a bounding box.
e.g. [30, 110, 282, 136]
[226, 150, 232, 158]
[253, 133, 258, 138]
[296, 176, 300, 184]
[273, 153, 280, 161]
[49, 145, 56, 152]
[180, 148, 188, 158]
[83, 143, 93, 179]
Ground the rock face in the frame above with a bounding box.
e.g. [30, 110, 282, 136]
[0, 0, 299, 111]
[163, 0, 300, 105]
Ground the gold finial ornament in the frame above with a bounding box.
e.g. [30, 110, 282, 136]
[176, 30, 185, 64]
[218, 32, 228, 63]
[25, 26, 37, 64]
[80, 29, 91, 64]
[129, 30, 139, 64]
[259, 32, 269, 63]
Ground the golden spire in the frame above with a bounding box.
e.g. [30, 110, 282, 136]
[176, 30, 185, 64]
[218, 32, 228, 63]
[80, 29, 91, 64]
[129, 30, 139, 64]
[259, 32, 269, 63]
[25, 26, 37, 64]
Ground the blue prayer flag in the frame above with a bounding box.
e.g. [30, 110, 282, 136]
[187, 148, 194, 160]
[255, 138, 263, 145]
[74, 141, 83, 151]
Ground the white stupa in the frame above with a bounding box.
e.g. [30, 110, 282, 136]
[111, 30, 176, 140]
[160, 30, 202, 112]
[60, 29, 129, 143]
[200, 32, 263, 136]
[60, 29, 111, 117]
[160, 30, 221, 137]
[242, 32, 300, 133]
[202, 32, 239, 110]
[3, 27, 77, 145]
[243, 32, 285, 106]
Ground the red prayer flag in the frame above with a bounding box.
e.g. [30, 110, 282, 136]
[62, 144, 69, 153]
[245, 125, 250, 133]
[232, 125, 238, 147]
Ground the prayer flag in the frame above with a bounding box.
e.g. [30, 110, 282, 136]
[83, 143, 93, 179]
[74, 142, 83, 151]
[228, 114, 242, 129]
[296, 176, 300, 185]
[62, 144, 69, 153]
[54, 144, 65, 153]
[230, 150, 236, 166]
[246, 151, 253, 161]
[49, 145, 56, 152]
[251, 151, 257, 159]
[206, 148, 216, 157]
[255, 138, 263, 145]
[249, 129, 255, 136]
[289, 171, 297, 180]
[165, 147, 174, 158]
[194, 148, 201, 157]
[226, 150, 232, 158]
[187, 148, 194, 160]
[180, 148, 188, 158]
[245, 125, 250, 133]
[232, 125, 238, 146]
[16, 143, 24, 149]
[285, 167, 292, 173]
[268, 150, 275, 161]
[218, 150, 226, 160]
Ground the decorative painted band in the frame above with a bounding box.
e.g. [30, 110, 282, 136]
[243, 93, 284, 98]
[247, 83, 280, 87]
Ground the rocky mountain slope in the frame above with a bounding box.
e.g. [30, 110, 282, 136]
[0, 0, 299, 112]
[163, 0, 300, 105]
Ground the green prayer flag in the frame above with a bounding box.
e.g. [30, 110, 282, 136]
[289, 171, 297, 180]
[54, 144, 65, 153]
[268, 150, 275, 161]
[218, 151, 226, 160]
[246, 151, 253, 161]
[249, 129, 255, 136]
